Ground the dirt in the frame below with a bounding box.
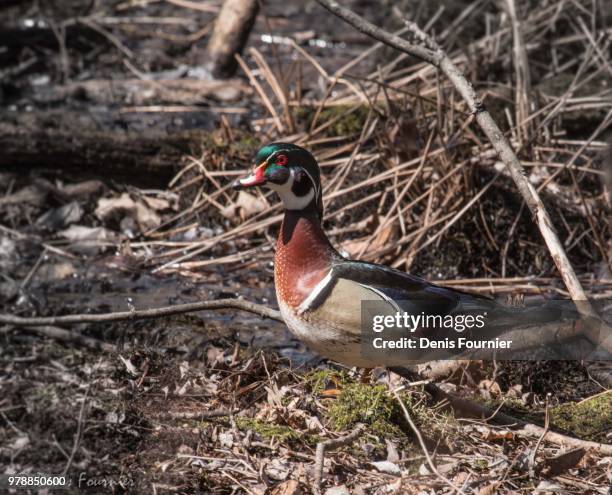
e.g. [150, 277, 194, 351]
[1, 0, 611, 493]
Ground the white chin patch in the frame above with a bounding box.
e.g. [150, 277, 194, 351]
[267, 169, 315, 210]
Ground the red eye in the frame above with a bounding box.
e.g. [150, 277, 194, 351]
[276, 154, 288, 166]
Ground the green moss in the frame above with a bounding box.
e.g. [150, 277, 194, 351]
[295, 105, 371, 137]
[306, 371, 457, 445]
[305, 368, 349, 395]
[549, 392, 612, 441]
[227, 132, 260, 156]
[305, 370, 407, 437]
[480, 393, 612, 442]
[200, 129, 260, 158]
[328, 382, 406, 438]
[236, 417, 303, 443]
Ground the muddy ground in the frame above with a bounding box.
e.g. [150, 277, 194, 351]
[1, 0, 611, 493]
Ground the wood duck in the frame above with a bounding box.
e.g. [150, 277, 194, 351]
[233, 143, 570, 367]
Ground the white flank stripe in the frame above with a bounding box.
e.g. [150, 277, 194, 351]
[297, 269, 334, 315]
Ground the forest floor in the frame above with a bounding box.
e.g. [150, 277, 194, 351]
[1, 0, 611, 493]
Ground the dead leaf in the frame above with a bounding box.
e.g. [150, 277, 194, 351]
[95, 193, 160, 230]
[320, 388, 342, 398]
[385, 439, 400, 463]
[179, 361, 190, 379]
[507, 384, 523, 398]
[36, 201, 83, 230]
[542, 447, 587, 477]
[324, 486, 350, 495]
[0, 185, 47, 206]
[134, 201, 161, 230]
[0, 236, 17, 271]
[482, 428, 515, 442]
[474, 483, 499, 495]
[370, 460, 401, 476]
[177, 444, 194, 456]
[9, 435, 30, 450]
[270, 480, 303, 495]
[119, 355, 139, 376]
[218, 432, 234, 448]
[60, 180, 105, 200]
[478, 379, 502, 396]
[58, 225, 117, 242]
[222, 191, 268, 219]
[156, 459, 173, 472]
[142, 195, 171, 211]
[341, 219, 395, 259]
[38, 262, 76, 280]
[534, 480, 564, 493]
[105, 411, 126, 424]
[522, 391, 536, 405]
[95, 193, 134, 219]
[175, 380, 191, 396]
[265, 458, 290, 481]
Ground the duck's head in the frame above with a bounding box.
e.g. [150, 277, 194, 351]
[233, 142, 323, 218]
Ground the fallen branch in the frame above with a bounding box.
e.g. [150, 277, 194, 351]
[205, 0, 259, 78]
[422, 381, 612, 455]
[390, 367, 612, 454]
[313, 0, 596, 320]
[2, 325, 115, 352]
[0, 298, 283, 326]
[154, 409, 238, 420]
[314, 424, 365, 490]
[0, 121, 201, 187]
[30, 78, 246, 106]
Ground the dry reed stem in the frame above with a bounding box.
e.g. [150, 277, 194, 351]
[313, 0, 599, 324]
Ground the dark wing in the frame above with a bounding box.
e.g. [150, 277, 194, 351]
[331, 259, 498, 317]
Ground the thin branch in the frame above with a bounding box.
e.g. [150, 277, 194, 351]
[62, 384, 90, 475]
[0, 298, 283, 326]
[529, 393, 550, 479]
[154, 409, 237, 420]
[392, 387, 463, 493]
[314, 424, 364, 490]
[313, 0, 596, 320]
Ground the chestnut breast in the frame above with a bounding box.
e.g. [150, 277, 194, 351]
[274, 213, 336, 309]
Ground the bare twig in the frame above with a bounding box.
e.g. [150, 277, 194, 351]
[0, 298, 283, 326]
[529, 393, 550, 479]
[392, 387, 463, 493]
[314, 424, 364, 490]
[154, 409, 237, 420]
[62, 384, 91, 475]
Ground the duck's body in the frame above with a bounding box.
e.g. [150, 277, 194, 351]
[272, 208, 499, 367]
[274, 210, 369, 365]
[234, 143, 569, 367]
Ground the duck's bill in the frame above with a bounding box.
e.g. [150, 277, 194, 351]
[232, 164, 267, 190]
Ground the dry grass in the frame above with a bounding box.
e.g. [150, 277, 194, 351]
[148, 0, 610, 301]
